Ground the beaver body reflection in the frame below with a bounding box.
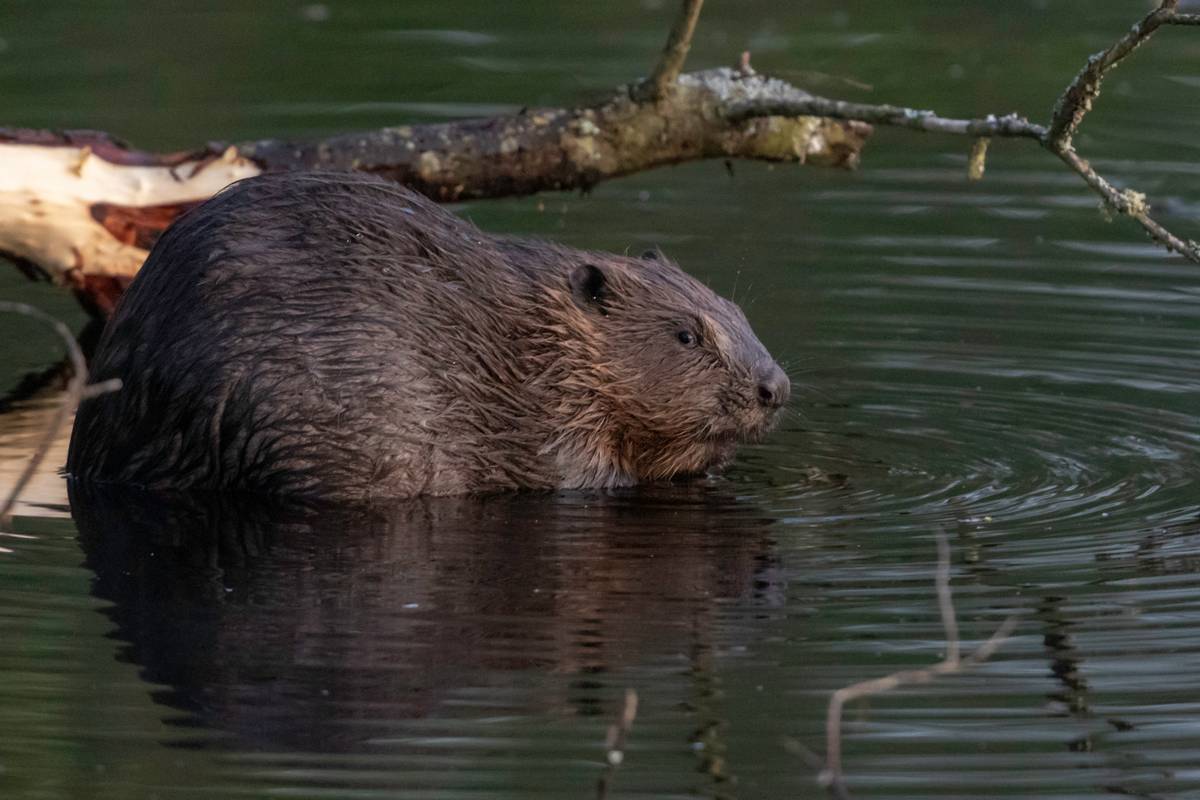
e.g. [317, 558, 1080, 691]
[67, 172, 789, 500]
[72, 485, 779, 751]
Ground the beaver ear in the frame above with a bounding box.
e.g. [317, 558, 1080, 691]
[569, 263, 610, 315]
[640, 248, 662, 261]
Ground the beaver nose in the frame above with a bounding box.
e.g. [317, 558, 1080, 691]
[755, 363, 790, 409]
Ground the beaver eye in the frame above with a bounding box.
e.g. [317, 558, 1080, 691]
[676, 329, 698, 347]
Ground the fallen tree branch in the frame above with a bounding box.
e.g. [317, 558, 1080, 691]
[3, 0, 1196, 320]
[730, 0, 1200, 265]
[818, 530, 1019, 798]
[239, 70, 866, 197]
[0, 65, 867, 316]
[0, 302, 120, 528]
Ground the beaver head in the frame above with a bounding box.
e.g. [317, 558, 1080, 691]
[533, 248, 790, 488]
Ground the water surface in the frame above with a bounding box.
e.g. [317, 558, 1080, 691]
[2, 1, 1199, 798]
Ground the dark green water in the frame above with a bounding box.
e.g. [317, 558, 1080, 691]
[2, 1, 1199, 798]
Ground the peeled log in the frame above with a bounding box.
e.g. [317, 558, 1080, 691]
[0, 132, 260, 316]
[1, 68, 870, 317]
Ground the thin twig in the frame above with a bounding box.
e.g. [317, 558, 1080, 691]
[644, 0, 705, 100]
[819, 530, 1018, 797]
[0, 302, 120, 527]
[1052, 148, 1198, 259]
[728, 97, 1046, 139]
[728, 1, 1200, 265]
[1040, 0, 1200, 262]
[1047, 1, 1179, 147]
[596, 688, 639, 800]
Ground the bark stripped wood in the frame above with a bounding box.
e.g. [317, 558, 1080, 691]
[0, 70, 868, 317]
[91, 199, 202, 250]
[729, 0, 1200, 265]
[0, 129, 260, 314]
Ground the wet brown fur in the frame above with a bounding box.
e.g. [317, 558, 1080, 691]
[67, 172, 786, 500]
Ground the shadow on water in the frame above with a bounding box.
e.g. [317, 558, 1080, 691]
[70, 482, 779, 754]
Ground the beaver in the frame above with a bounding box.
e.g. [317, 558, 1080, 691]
[66, 171, 789, 500]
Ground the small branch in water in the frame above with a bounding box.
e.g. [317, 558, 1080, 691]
[818, 530, 1019, 798]
[596, 688, 639, 800]
[0, 302, 120, 527]
[643, 0, 706, 100]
